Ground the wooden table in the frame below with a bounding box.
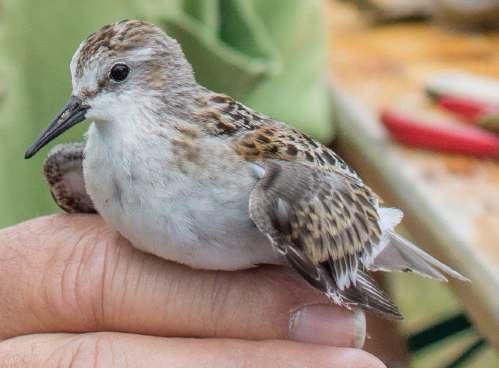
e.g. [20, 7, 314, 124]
[328, 1, 499, 350]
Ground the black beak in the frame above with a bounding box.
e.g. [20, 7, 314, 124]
[24, 96, 89, 159]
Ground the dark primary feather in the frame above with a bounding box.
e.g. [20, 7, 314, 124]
[341, 270, 402, 319]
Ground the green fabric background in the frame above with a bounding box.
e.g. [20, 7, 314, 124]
[0, 0, 332, 227]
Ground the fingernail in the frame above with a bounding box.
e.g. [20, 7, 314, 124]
[353, 308, 366, 348]
[289, 304, 366, 348]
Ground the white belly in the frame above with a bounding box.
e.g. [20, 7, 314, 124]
[83, 123, 280, 270]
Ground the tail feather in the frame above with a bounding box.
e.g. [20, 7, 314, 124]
[340, 270, 403, 320]
[372, 232, 469, 282]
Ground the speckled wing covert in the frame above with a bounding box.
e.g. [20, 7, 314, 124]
[43, 143, 96, 214]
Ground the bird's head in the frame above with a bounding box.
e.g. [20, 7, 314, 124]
[25, 20, 197, 159]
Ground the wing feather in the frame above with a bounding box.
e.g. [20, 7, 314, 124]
[43, 143, 96, 214]
[248, 159, 401, 318]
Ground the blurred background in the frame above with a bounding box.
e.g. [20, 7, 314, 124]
[0, 0, 498, 367]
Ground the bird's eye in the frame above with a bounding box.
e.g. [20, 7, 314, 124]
[110, 63, 130, 82]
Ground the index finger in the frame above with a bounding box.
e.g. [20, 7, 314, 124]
[0, 214, 365, 348]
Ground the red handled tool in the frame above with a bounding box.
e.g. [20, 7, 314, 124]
[380, 110, 499, 158]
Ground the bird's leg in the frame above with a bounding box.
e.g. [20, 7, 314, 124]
[43, 143, 96, 214]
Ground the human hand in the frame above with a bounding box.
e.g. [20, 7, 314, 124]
[0, 214, 385, 367]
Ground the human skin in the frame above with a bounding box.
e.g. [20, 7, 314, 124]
[0, 215, 385, 367]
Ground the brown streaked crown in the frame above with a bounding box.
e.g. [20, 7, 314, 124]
[75, 20, 171, 78]
[70, 19, 200, 112]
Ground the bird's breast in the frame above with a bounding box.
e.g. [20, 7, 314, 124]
[82, 123, 279, 270]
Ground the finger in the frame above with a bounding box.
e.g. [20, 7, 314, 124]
[0, 333, 385, 368]
[0, 215, 365, 347]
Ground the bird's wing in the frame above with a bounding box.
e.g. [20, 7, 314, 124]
[247, 159, 401, 319]
[43, 143, 96, 214]
[195, 95, 399, 317]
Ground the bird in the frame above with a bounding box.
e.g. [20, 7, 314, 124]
[25, 20, 467, 319]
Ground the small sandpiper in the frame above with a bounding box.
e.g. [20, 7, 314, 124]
[25, 20, 467, 319]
